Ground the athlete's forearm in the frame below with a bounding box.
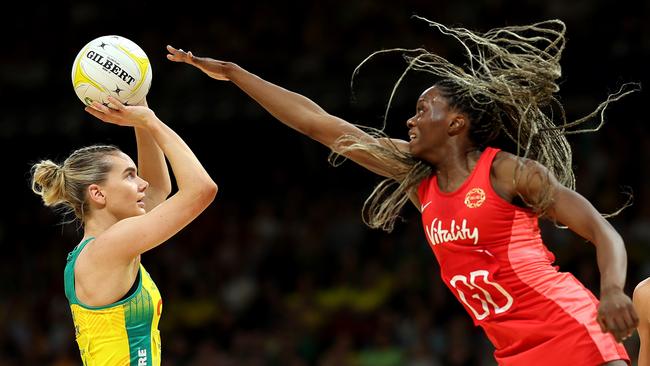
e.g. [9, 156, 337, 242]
[135, 127, 171, 207]
[593, 224, 628, 293]
[225, 62, 326, 129]
[223, 62, 366, 147]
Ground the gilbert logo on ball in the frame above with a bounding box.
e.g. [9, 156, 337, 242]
[71, 35, 152, 108]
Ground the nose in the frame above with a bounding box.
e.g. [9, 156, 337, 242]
[406, 116, 416, 128]
[139, 178, 149, 192]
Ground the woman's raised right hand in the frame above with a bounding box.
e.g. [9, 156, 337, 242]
[85, 96, 157, 128]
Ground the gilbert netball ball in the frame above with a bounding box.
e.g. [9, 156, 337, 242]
[71, 35, 152, 107]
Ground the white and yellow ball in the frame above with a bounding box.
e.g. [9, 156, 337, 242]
[71, 35, 152, 107]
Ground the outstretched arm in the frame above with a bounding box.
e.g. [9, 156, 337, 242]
[494, 153, 638, 343]
[166, 45, 411, 180]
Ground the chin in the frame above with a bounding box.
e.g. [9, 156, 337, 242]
[121, 209, 145, 219]
[409, 145, 422, 158]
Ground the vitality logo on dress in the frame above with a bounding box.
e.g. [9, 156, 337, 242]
[425, 218, 479, 246]
[464, 188, 486, 208]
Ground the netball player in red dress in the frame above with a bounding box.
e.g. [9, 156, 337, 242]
[167, 18, 638, 365]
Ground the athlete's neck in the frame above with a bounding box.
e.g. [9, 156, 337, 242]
[435, 147, 482, 192]
[83, 218, 116, 240]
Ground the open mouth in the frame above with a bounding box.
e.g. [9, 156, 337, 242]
[408, 129, 417, 141]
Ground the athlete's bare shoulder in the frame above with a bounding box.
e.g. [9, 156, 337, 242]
[491, 149, 514, 169]
[489, 151, 519, 199]
[489, 150, 554, 204]
[491, 150, 545, 172]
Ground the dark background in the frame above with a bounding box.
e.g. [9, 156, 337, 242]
[1, 1, 649, 365]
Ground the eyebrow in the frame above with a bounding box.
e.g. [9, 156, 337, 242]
[122, 167, 137, 175]
[417, 99, 430, 107]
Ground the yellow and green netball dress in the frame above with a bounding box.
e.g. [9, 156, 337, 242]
[64, 238, 163, 365]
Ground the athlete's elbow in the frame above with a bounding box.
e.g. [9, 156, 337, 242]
[198, 179, 218, 205]
[161, 184, 173, 200]
[297, 115, 323, 140]
[207, 181, 218, 202]
[183, 182, 217, 216]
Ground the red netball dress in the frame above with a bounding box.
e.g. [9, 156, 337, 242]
[417, 147, 629, 365]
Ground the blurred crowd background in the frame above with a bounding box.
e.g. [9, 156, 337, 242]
[1, 0, 649, 365]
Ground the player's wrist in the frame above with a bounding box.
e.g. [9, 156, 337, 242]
[140, 115, 162, 131]
[600, 284, 624, 295]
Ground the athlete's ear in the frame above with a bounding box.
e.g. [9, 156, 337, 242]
[448, 113, 467, 136]
[87, 184, 106, 206]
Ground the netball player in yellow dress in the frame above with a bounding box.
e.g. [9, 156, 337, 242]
[31, 97, 217, 365]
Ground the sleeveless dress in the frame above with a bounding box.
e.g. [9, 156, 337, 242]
[64, 237, 163, 365]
